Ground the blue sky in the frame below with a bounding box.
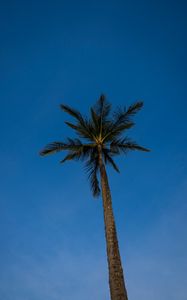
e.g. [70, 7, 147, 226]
[0, 0, 187, 299]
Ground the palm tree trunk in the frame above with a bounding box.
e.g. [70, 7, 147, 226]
[98, 146, 128, 300]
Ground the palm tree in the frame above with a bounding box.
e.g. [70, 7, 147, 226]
[40, 95, 149, 300]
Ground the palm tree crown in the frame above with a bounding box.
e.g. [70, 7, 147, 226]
[40, 94, 149, 197]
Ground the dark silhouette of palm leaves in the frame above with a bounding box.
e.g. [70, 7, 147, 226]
[40, 94, 149, 197]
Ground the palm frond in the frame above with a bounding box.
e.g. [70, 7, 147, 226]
[110, 138, 150, 154]
[91, 95, 112, 139]
[90, 164, 101, 197]
[93, 94, 111, 119]
[40, 142, 68, 156]
[125, 101, 144, 116]
[65, 121, 94, 141]
[90, 107, 100, 134]
[60, 104, 84, 123]
[112, 101, 143, 128]
[102, 101, 143, 142]
[61, 139, 95, 162]
[65, 121, 79, 130]
[103, 121, 134, 143]
[60, 152, 81, 163]
[62, 105, 95, 141]
[85, 150, 101, 197]
[103, 149, 120, 173]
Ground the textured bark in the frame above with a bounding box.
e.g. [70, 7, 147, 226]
[98, 147, 128, 300]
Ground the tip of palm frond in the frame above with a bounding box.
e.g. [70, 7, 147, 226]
[93, 189, 101, 198]
[60, 104, 84, 122]
[39, 142, 67, 157]
[137, 100, 144, 106]
[59, 158, 66, 163]
[60, 104, 67, 111]
[65, 121, 77, 129]
[127, 101, 144, 114]
[60, 104, 74, 115]
[134, 101, 144, 108]
[39, 149, 50, 156]
[99, 93, 106, 102]
[142, 147, 151, 152]
[136, 146, 150, 152]
[39, 150, 46, 156]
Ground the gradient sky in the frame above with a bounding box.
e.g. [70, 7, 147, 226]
[0, 0, 187, 299]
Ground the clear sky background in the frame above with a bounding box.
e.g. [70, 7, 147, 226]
[0, 0, 187, 299]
